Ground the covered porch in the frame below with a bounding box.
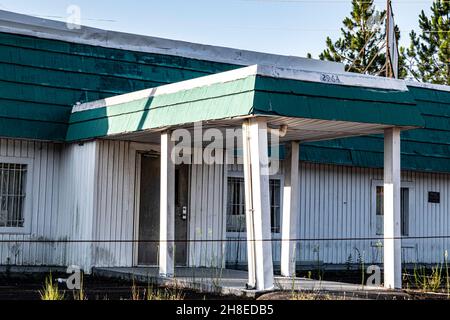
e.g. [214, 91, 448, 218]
[68, 65, 424, 291]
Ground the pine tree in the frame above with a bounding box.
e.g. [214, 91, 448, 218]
[319, 0, 405, 77]
[404, 0, 450, 85]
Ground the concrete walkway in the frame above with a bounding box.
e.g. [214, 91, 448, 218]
[92, 267, 389, 298]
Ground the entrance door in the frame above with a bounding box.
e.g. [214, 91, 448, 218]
[174, 165, 189, 265]
[137, 153, 160, 265]
[137, 154, 189, 266]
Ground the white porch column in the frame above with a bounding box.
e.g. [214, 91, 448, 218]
[242, 118, 274, 291]
[281, 141, 300, 277]
[383, 128, 402, 289]
[159, 131, 175, 277]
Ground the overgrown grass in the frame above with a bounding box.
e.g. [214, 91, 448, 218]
[146, 284, 185, 300]
[73, 273, 86, 300]
[39, 274, 65, 301]
[411, 264, 443, 292]
[291, 290, 343, 300]
[131, 279, 185, 300]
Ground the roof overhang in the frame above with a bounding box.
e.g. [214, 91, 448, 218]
[66, 65, 425, 143]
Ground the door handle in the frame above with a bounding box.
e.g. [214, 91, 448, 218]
[182, 206, 188, 220]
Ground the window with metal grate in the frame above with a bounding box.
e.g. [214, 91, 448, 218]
[0, 163, 27, 228]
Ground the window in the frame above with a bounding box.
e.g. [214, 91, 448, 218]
[269, 180, 281, 233]
[226, 177, 282, 233]
[0, 162, 28, 229]
[375, 186, 409, 236]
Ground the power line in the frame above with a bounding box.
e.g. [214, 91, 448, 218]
[1, 235, 450, 243]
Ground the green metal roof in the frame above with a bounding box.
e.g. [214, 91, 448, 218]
[302, 85, 450, 173]
[1, 30, 450, 173]
[0, 31, 236, 141]
[66, 67, 424, 142]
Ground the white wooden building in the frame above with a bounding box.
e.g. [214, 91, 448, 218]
[0, 11, 450, 291]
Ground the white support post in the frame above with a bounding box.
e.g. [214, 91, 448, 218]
[159, 131, 175, 277]
[383, 128, 402, 289]
[242, 118, 274, 291]
[281, 141, 300, 278]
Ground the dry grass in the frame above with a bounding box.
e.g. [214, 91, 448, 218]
[131, 280, 185, 300]
[39, 274, 65, 301]
[291, 290, 346, 300]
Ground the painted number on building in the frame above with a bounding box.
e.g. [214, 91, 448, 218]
[320, 73, 342, 84]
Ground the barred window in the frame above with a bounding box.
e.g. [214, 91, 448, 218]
[0, 163, 28, 228]
[226, 177, 281, 233]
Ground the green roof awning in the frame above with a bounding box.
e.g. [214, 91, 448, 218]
[66, 65, 425, 142]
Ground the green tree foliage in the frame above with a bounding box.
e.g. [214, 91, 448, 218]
[319, 0, 405, 77]
[404, 0, 450, 84]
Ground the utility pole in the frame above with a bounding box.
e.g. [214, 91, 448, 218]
[386, 0, 392, 78]
[385, 0, 399, 79]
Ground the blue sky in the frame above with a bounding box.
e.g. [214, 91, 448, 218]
[0, 0, 433, 58]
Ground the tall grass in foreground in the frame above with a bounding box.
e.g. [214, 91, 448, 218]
[146, 284, 185, 300]
[131, 279, 184, 300]
[39, 274, 65, 301]
[445, 251, 450, 298]
[73, 273, 86, 300]
[413, 265, 443, 292]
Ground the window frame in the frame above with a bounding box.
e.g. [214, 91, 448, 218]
[371, 179, 414, 239]
[226, 171, 284, 237]
[0, 156, 33, 234]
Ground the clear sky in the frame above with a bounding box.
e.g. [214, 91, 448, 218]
[0, 0, 434, 58]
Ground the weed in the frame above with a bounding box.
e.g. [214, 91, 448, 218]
[146, 283, 185, 300]
[73, 273, 86, 300]
[413, 264, 443, 292]
[40, 274, 65, 301]
[445, 250, 449, 298]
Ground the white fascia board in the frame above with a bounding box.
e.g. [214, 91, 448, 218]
[257, 65, 409, 91]
[406, 80, 450, 93]
[0, 10, 344, 73]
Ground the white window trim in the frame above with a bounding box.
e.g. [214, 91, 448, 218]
[0, 156, 33, 234]
[226, 171, 284, 236]
[371, 179, 415, 246]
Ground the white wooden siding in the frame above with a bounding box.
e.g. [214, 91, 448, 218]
[188, 148, 227, 268]
[91, 140, 136, 268]
[0, 138, 61, 266]
[1, 137, 448, 271]
[57, 141, 97, 270]
[226, 162, 450, 266]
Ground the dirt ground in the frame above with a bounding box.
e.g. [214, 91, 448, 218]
[0, 272, 241, 300]
[1, 271, 449, 300]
